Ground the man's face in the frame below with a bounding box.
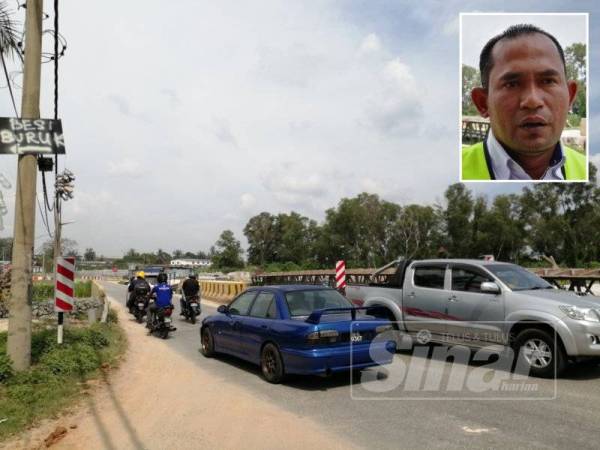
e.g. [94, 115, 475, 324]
[473, 33, 577, 155]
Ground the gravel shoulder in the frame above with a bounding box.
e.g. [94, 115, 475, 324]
[3, 298, 356, 450]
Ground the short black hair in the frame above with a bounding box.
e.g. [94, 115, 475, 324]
[479, 24, 566, 90]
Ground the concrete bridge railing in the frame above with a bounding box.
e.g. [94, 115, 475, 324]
[201, 280, 248, 304]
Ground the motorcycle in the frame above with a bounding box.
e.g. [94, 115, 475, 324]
[132, 294, 149, 324]
[182, 293, 201, 324]
[149, 303, 176, 339]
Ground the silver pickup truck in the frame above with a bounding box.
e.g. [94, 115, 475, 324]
[345, 259, 600, 377]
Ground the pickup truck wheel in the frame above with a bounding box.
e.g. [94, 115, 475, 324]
[513, 328, 566, 378]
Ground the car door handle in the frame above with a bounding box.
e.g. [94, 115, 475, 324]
[408, 292, 416, 299]
[260, 325, 268, 329]
[449, 295, 458, 302]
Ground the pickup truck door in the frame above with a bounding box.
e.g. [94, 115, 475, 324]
[403, 263, 450, 339]
[446, 264, 505, 345]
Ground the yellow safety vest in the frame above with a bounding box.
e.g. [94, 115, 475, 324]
[462, 142, 587, 180]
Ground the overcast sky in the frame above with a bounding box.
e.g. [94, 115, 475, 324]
[0, 0, 598, 257]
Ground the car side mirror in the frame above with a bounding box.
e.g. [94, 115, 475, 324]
[480, 281, 500, 294]
[217, 305, 229, 314]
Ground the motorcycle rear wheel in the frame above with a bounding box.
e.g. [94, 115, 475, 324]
[161, 327, 169, 339]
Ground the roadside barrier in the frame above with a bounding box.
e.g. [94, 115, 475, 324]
[201, 280, 247, 304]
[91, 280, 109, 323]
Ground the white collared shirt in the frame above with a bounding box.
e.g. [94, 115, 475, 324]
[486, 131, 565, 180]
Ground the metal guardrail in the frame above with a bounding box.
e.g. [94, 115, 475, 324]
[252, 267, 600, 294]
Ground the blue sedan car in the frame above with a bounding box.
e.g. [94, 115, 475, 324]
[200, 285, 397, 383]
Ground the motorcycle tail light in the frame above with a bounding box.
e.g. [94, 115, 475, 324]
[164, 308, 173, 317]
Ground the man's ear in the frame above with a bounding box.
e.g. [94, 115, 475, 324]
[567, 80, 578, 109]
[471, 87, 489, 118]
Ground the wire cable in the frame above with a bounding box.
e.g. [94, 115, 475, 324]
[0, 51, 18, 116]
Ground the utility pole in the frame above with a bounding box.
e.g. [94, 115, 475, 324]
[7, 0, 44, 371]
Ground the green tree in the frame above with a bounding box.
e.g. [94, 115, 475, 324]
[0, 237, 12, 261]
[317, 193, 400, 267]
[565, 43, 586, 118]
[244, 212, 277, 266]
[274, 212, 318, 265]
[212, 230, 244, 269]
[443, 184, 474, 258]
[84, 248, 96, 261]
[520, 164, 600, 266]
[390, 205, 443, 260]
[462, 64, 480, 116]
[155, 249, 171, 264]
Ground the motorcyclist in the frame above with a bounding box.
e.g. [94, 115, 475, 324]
[127, 271, 151, 311]
[180, 272, 200, 316]
[147, 272, 174, 329]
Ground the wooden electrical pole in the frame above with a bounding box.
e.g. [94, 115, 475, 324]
[7, 0, 44, 371]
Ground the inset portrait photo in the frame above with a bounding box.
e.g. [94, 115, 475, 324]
[460, 13, 588, 182]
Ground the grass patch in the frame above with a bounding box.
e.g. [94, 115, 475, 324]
[32, 281, 92, 302]
[0, 316, 126, 441]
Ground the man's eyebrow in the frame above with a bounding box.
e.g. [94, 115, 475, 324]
[497, 71, 521, 82]
[537, 69, 561, 77]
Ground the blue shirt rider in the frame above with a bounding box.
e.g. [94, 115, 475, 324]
[147, 272, 173, 328]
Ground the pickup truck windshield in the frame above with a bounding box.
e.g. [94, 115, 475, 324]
[285, 289, 353, 317]
[486, 264, 553, 291]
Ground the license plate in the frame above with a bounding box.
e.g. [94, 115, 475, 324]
[164, 318, 171, 323]
[350, 333, 362, 342]
[138, 303, 145, 309]
[190, 303, 198, 307]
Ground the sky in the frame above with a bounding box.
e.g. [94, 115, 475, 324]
[0, 0, 598, 258]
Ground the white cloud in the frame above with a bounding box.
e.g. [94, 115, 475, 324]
[107, 159, 144, 177]
[365, 58, 423, 135]
[0, 0, 586, 257]
[442, 16, 459, 36]
[359, 33, 382, 54]
[240, 193, 257, 211]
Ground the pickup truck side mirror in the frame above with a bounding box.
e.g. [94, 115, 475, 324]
[480, 281, 500, 294]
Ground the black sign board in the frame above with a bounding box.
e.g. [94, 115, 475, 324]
[0, 118, 65, 154]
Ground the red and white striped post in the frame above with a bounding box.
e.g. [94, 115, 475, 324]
[335, 260, 346, 294]
[55, 256, 75, 344]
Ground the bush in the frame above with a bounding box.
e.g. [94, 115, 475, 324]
[32, 280, 93, 301]
[32, 282, 54, 301]
[75, 281, 92, 298]
[0, 322, 126, 441]
[0, 353, 13, 382]
[39, 343, 100, 376]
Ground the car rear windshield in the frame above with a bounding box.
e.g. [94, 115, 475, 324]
[486, 264, 553, 291]
[284, 289, 352, 317]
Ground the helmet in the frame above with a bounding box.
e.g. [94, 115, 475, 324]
[157, 273, 168, 283]
[137, 271, 145, 279]
[189, 273, 197, 279]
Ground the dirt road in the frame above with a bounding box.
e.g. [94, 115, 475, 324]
[4, 298, 355, 450]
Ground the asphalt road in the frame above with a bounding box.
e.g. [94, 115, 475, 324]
[105, 282, 600, 449]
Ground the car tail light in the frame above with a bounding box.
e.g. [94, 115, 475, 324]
[306, 329, 339, 345]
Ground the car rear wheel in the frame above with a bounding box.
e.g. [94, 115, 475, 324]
[261, 343, 285, 384]
[513, 328, 566, 378]
[200, 327, 215, 357]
